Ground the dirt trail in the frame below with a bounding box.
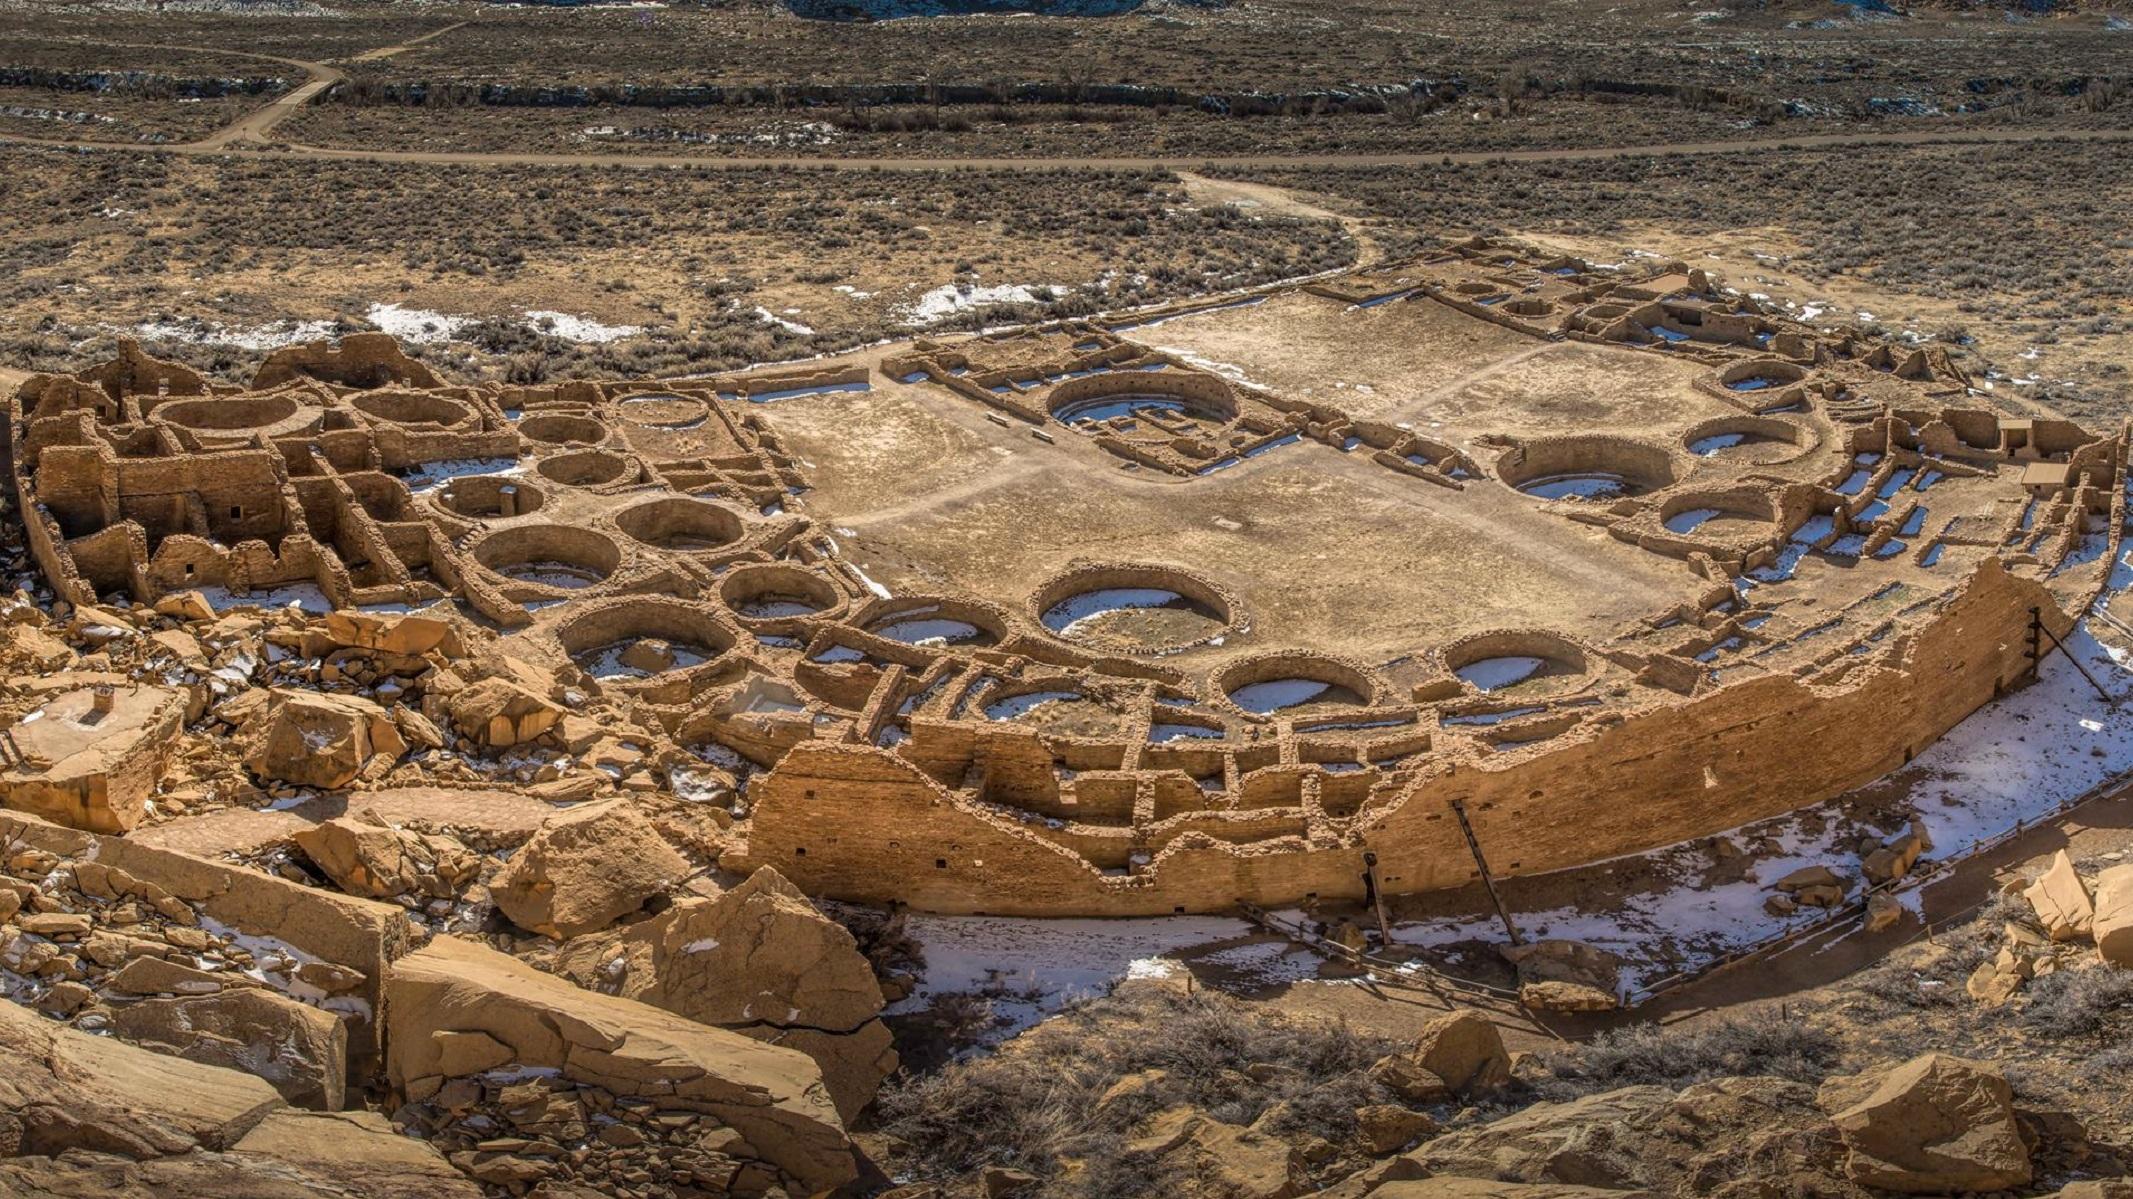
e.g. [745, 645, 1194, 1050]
[1175, 171, 1382, 265]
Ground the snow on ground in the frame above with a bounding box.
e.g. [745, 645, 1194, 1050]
[897, 282, 1063, 327]
[195, 583, 332, 614]
[363, 304, 475, 345]
[885, 915, 1252, 1041]
[118, 304, 647, 350]
[525, 311, 643, 343]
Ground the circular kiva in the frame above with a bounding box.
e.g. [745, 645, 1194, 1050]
[351, 390, 474, 429]
[470, 524, 622, 591]
[536, 449, 636, 488]
[1213, 651, 1383, 720]
[1655, 491, 1781, 541]
[613, 496, 746, 553]
[856, 595, 1012, 649]
[554, 597, 736, 685]
[1046, 372, 1238, 435]
[154, 395, 312, 439]
[615, 392, 713, 430]
[1681, 414, 1813, 465]
[718, 562, 848, 624]
[1028, 563, 1240, 655]
[517, 413, 608, 447]
[1493, 435, 1679, 502]
[1440, 629, 1592, 699]
[1715, 358, 1809, 396]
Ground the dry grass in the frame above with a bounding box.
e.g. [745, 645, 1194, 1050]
[875, 987, 1399, 1197]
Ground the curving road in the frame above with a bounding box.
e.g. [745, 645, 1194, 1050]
[2, 27, 2130, 172]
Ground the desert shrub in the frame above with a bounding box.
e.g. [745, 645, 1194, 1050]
[1533, 1017, 1840, 1100]
[2021, 966, 2133, 1040]
[874, 989, 1399, 1196]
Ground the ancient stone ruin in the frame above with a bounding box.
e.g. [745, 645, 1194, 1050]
[0, 235, 2127, 1195]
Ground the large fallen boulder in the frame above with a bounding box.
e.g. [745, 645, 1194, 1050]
[1374, 1181, 1657, 1199]
[386, 935, 856, 1194]
[1369, 1009, 1510, 1103]
[105, 986, 348, 1111]
[322, 607, 467, 660]
[1503, 940, 1622, 1011]
[241, 690, 406, 791]
[1820, 1053, 2031, 1194]
[2091, 863, 2133, 967]
[0, 999, 477, 1198]
[1125, 1106, 1306, 1199]
[558, 866, 896, 1120]
[2025, 851, 2095, 943]
[292, 813, 481, 903]
[0, 995, 281, 1158]
[446, 677, 563, 749]
[492, 798, 690, 939]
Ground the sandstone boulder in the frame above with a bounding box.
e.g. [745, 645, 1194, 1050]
[1865, 891, 1903, 933]
[106, 986, 348, 1111]
[1414, 1076, 1842, 1194]
[2092, 863, 2133, 967]
[492, 798, 690, 938]
[2026, 851, 2095, 942]
[447, 677, 563, 749]
[1414, 1008, 1511, 1094]
[385, 935, 854, 1193]
[0, 995, 283, 1158]
[1503, 940, 1621, 1011]
[1126, 1107, 1304, 1199]
[1355, 1103, 1437, 1154]
[1822, 1053, 2030, 1193]
[557, 866, 896, 1119]
[242, 691, 406, 791]
[292, 814, 481, 902]
[323, 607, 466, 660]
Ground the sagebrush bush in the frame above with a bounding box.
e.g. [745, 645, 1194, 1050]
[873, 989, 1398, 1196]
[2021, 967, 2133, 1040]
[1533, 1017, 1840, 1100]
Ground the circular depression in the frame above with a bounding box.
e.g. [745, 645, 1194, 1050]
[1495, 436, 1678, 502]
[156, 395, 302, 433]
[1215, 652, 1380, 718]
[555, 598, 736, 682]
[1046, 373, 1237, 434]
[616, 392, 712, 430]
[518, 413, 608, 447]
[1443, 631, 1590, 698]
[472, 524, 621, 591]
[718, 563, 846, 622]
[614, 497, 745, 552]
[352, 390, 473, 428]
[1030, 564, 1238, 654]
[859, 596, 1010, 649]
[1683, 414, 1811, 465]
[537, 449, 635, 488]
